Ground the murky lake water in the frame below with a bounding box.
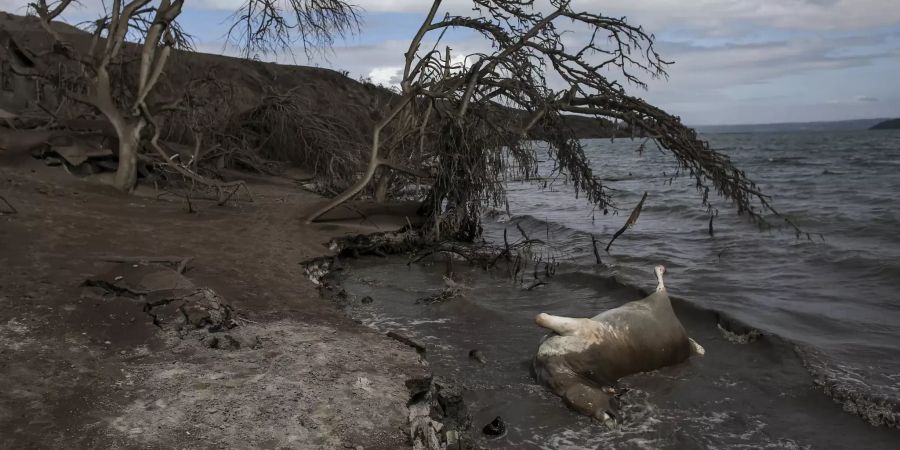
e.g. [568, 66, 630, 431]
[335, 130, 900, 448]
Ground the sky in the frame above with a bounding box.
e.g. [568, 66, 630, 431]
[6, 0, 900, 125]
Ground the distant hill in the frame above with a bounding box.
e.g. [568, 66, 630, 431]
[0, 11, 621, 141]
[870, 119, 900, 130]
[696, 118, 889, 134]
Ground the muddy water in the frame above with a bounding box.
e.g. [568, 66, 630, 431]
[332, 130, 900, 448]
[334, 258, 900, 449]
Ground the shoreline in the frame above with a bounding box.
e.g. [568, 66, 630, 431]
[305, 230, 477, 449]
[3, 156, 898, 448]
[0, 160, 431, 448]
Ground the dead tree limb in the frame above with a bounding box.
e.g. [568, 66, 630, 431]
[176, 257, 192, 274]
[306, 93, 420, 223]
[515, 223, 530, 242]
[591, 234, 602, 265]
[606, 191, 648, 252]
[0, 195, 18, 214]
[184, 192, 195, 213]
[139, 104, 252, 204]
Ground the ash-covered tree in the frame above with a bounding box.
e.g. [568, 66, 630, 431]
[30, 0, 189, 191]
[28, 0, 359, 192]
[306, 0, 796, 240]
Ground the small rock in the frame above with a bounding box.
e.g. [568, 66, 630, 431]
[114, 276, 124, 282]
[219, 334, 241, 350]
[404, 374, 433, 398]
[104, 341, 111, 345]
[205, 334, 241, 350]
[360, 296, 374, 304]
[468, 349, 486, 364]
[435, 380, 470, 431]
[446, 430, 460, 449]
[482, 416, 506, 437]
[182, 304, 212, 328]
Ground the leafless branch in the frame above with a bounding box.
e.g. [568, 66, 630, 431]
[307, 0, 798, 240]
[226, 0, 360, 58]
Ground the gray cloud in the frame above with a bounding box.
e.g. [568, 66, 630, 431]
[4, 0, 897, 124]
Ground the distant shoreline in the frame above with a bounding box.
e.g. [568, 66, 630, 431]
[694, 117, 892, 134]
[870, 118, 900, 130]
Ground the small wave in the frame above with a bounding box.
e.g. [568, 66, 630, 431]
[484, 208, 512, 223]
[767, 156, 807, 163]
[532, 389, 812, 449]
[504, 214, 584, 242]
[795, 345, 900, 428]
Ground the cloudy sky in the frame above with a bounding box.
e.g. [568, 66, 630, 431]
[9, 0, 900, 125]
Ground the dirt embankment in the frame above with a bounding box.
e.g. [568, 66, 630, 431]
[0, 158, 431, 449]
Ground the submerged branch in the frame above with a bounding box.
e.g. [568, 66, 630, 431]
[606, 191, 648, 252]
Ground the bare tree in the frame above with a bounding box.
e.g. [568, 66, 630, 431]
[28, 0, 360, 193]
[29, 0, 188, 191]
[306, 0, 798, 240]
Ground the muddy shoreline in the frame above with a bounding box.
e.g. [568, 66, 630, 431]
[3, 159, 899, 449]
[305, 231, 477, 450]
[0, 161, 432, 449]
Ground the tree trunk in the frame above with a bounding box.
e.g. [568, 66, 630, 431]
[112, 121, 144, 192]
[374, 170, 394, 203]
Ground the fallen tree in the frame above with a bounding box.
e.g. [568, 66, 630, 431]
[306, 0, 800, 240]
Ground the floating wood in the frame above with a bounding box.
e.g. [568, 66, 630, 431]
[387, 331, 426, 353]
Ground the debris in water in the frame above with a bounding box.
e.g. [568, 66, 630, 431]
[416, 287, 459, 304]
[387, 331, 426, 354]
[482, 416, 506, 437]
